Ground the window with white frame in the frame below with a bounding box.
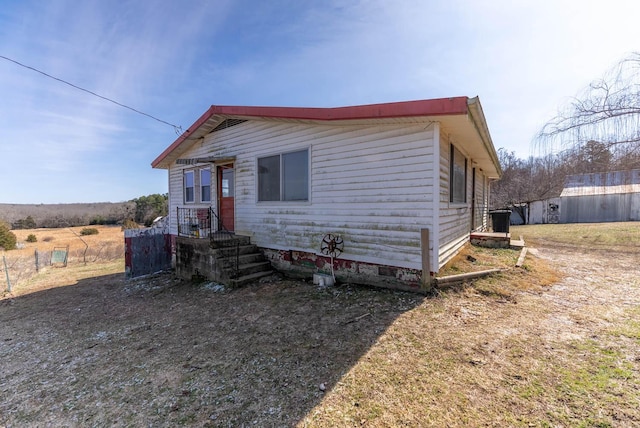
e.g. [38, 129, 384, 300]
[221, 168, 234, 197]
[258, 148, 309, 202]
[184, 170, 195, 203]
[200, 168, 211, 202]
[449, 144, 467, 204]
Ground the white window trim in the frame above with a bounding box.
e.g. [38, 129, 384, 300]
[449, 143, 468, 205]
[256, 146, 311, 204]
[200, 168, 212, 203]
[184, 170, 195, 204]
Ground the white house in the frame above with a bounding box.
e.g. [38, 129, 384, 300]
[152, 97, 501, 292]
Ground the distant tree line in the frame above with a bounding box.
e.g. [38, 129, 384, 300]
[1, 194, 168, 231]
[491, 141, 640, 218]
[131, 194, 168, 226]
[493, 52, 640, 218]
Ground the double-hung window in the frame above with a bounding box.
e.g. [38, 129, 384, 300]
[449, 144, 467, 204]
[184, 168, 212, 203]
[200, 169, 211, 202]
[258, 148, 309, 202]
[184, 171, 195, 203]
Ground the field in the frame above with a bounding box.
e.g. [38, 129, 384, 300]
[1, 222, 639, 426]
[1, 225, 124, 291]
[10, 225, 125, 257]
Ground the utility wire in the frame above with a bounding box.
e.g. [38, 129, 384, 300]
[0, 54, 183, 134]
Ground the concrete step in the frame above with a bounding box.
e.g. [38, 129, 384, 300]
[236, 261, 272, 277]
[220, 253, 266, 268]
[216, 244, 260, 258]
[229, 270, 274, 288]
[211, 234, 251, 248]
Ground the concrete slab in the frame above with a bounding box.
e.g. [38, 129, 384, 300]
[470, 232, 511, 249]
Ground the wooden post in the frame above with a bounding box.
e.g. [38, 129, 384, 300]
[420, 228, 432, 290]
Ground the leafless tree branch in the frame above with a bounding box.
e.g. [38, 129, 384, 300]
[538, 52, 640, 159]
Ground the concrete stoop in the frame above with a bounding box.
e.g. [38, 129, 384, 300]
[212, 235, 273, 287]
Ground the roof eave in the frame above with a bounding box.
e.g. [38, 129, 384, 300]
[151, 106, 218, 169]
[152, 97, 471, 169]
[467, 97, 502, 178]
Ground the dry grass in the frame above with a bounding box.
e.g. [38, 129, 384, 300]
[303, 224, 640, 427]
[513, 221, 640, 252]
[1, 223, 640, 427]
[1, 226, 124, 291]
[438, 243, 519, 276]
[10, 225, 124, 258]
[438, 242, 561, 300]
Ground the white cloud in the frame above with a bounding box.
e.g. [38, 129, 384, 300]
[3, 0, 640, 202]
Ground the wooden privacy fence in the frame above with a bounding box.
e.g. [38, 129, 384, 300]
[124, 227, 172, 278]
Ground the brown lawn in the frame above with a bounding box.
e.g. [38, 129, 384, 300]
[1, 222, 639, 427]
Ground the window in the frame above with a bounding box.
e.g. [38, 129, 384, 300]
[200, 169, 211, 202]
[184, 171, 194, 203]
[258, 148, 309, 202]
[450, 144, 467, 204]
[221, 169, 234, 197]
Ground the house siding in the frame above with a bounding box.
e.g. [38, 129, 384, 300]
[168, 120, 438, 271]
[438, 134, 473, 269]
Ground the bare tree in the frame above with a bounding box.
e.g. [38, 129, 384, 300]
[491, 149, 567, 222]
[491, 150, 534, 221]
[539, 52, 640, 161]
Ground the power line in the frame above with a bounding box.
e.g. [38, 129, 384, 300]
[0, 54, 183, 134]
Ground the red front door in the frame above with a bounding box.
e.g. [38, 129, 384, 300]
[218, 164, 234, 232]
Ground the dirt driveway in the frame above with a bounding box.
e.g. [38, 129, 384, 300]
[534, 245, 640, 344]
[1, 233, 639, 427]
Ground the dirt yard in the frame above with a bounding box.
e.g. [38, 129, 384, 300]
[1, 223, 639, 427]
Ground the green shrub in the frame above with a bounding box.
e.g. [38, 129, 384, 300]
[12, 216, 37, 230]
[0, 221, 17, 250]
[90, 215, 105, 225]
[80, 227, 99, 236]
[26, 234, 37, 243]
[132, 193, 168, 225]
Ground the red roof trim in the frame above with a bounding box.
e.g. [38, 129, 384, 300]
[152, 106, 217, 168]
[205, 97, 469, 121]
[152, 97, 469, 168]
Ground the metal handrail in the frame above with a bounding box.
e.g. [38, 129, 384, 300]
[209, 208, 240, 279]
[177, 207, 211, 238]
[208, 207, 233, 238]
[176, 206, 240, 279]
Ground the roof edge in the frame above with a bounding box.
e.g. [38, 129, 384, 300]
[152, 97, 470, 168]
[203, 97, 469, 121]
[467, 96, 502, 178]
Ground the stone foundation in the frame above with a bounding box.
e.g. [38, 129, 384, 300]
[262, 248, 428, 293]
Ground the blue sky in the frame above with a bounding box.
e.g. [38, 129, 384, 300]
[2, 0, 640, 204]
